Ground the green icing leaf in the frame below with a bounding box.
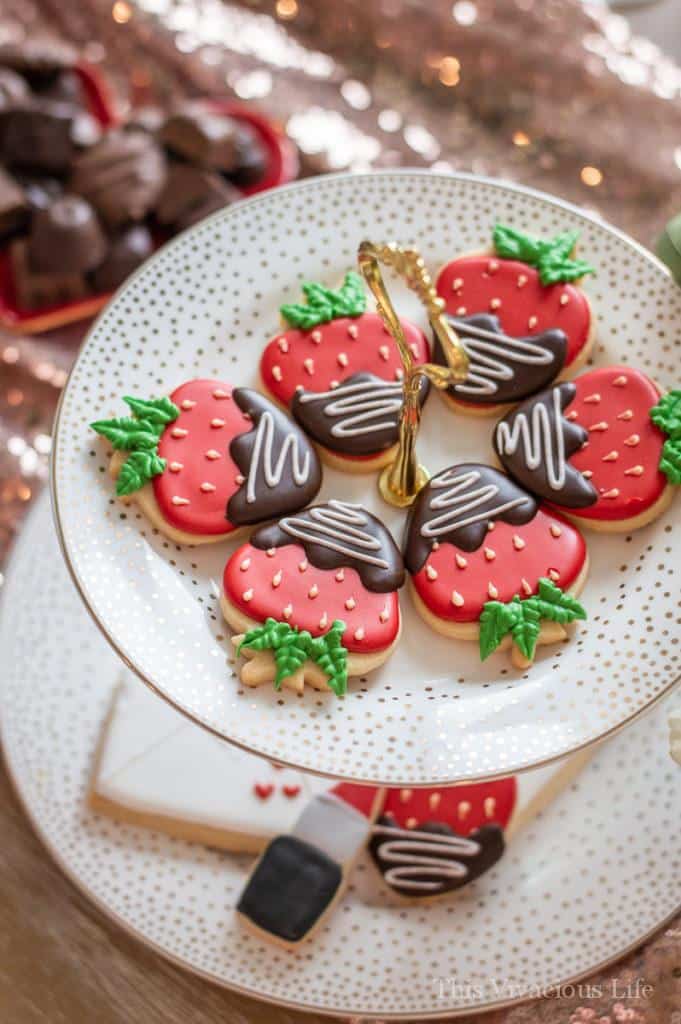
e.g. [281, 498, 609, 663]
[116, 450, 166, 496]
[90, 417, 160, 451]
[91, 393, 180, 496]
[479, 580, 587, 663]
[123, 395, 180, 427]
[659, 437, 681, 485]
[280, 271, 367, 328]
[650, 390, 681, 440]
[492, 223, 595, 286]
[237, 617, 348, 696]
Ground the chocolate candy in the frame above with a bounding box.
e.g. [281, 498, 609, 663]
[226, 124, 267, 186]
[27, 194, 107, 274]
[124, 106, 165, 137]
[0, 68, 29, 109]
[160, 103, 250, 172]
[0, 100, 81, 173]
[91, 224, 154, 292]
[154, 162, 238, 229]
[10, 239, 87, 310]
[70, 129, 167, 227]
[0, 38, 77, 87]
[0, 167, 29, 240]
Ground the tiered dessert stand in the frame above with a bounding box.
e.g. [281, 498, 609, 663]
[2, 171, 680, 1019]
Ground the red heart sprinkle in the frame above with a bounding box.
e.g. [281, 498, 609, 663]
[282, 784, 301, 798]
[254, 783, 274, 800]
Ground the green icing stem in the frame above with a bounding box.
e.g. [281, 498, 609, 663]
[238, 617, 348, 696]
[492, 223, 595, 286]
[479, 578, 586, 662]
[280, 271, 366, 329]
[90, 394, 180, 496]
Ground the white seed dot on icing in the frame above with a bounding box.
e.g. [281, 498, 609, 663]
[235, 474, 245, 484]
[277, 337, 289, 353]
[602, 488, 620, 498]
[180, 399, 196, 410]
[354, 627, 365, 641]
[272, 365, 283, 382]
[528, 315, 538, 329]
[171, 427, 188, 438]
[303, 358, 315, 374]
[455, 554, 467, 568]
[319, 612, 328, 629]
[452, 277, 463, 291]
[399, 788, 412, 804]
[200, 482, 216, 492]
[521, 578, 533, 596]
[487, 582, 499, 599]
[272, 570, 283, 588]
[330, 379, 339, 389]
[169, 461, 183, 473]
[617, 409, 634, 421]
[282, 604, 293, 619]
[240, 558, 251, 572]
[212, 388, 230, 399]
[559, 293, 570, 307]
[488, 259, 499, 273]
[429, 793, 441, 810]
[378, 345, 390, 361]
[456, 306, 467, 316]
[310, 330, 322, 344]
[565, 410, 578, 421]
[298, 560, 308, 572]
[580, 440, 589, 450]
[410, 342, 420, 357]
[512, 534, 525, 550]
[583, 393, 601, 404]
[490, 297, 501, 311]
[487, 521, 495, 531]
[242, 588, 253, 602]
[582, 469, 593, 478]
[171, 496, 190, 506]
[624, 434, 640, 447]
[335, 569, 345, 582]
[395, 368, 404, 381]
[588, 421, 608, 432]
[266, 548, 276, 558]
[484, 547, 496, 561]
[484, 796, 496, 817]
[379, 605, 390, 622]
[205, 449, 221, 460]
[602, 450, 619, 462]
[308, 584, 319, 599]
[432, 540, 440, 550]
[345, 596, 356, 610]
[548, 569, 561, 581]
[426, 564, 438, 580]
[337, 352, 349, 367]
[451, 590, 464, 607]
[210, 418, 225, 428]
[517, 274, 527, 288]
[458, 801, 471, 819]
[347, 323, 358, 339]
[550, 524, 562, 538]
[624, 465, 644, 476]
[613, 375, 628, 386]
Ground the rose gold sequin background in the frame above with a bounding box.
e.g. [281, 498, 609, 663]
[0, 1, 680, 1021]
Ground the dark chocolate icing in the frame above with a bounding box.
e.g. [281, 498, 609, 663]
[368, 819, 505, 898]
[493, 382, 598, 508]
[404, 463, 537, 573]
[237, 835, 341, 943]
[291, 370, 429, 457]
[434, 313, 567, 405]
[252, 499, 405, 593]
[227, 388, 322, 527]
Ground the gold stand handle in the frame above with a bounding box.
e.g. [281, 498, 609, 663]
[357, 241, 469, 507]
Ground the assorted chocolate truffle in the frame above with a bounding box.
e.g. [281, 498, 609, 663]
[27, 194, 107, 274]
[70, 130, 167, 227]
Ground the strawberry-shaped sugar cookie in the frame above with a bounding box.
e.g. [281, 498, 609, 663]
[434, 224, 596, 416]
[493, 368, 678, 531]
[404, 464, 588, 667]
[91, 382, 322, 544]
[369, 750, 590, 900]
[260, 272, 430, 471]
[222, 500, 405, 695]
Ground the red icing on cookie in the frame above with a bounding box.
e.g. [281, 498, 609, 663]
[411, 509, 586, 623]
[564, 366, 667, 521]
[261, 313, 429, 405]
[223, 541, 400, 653]
[154, 380, 248, 535]
[436, 256, 591, 368]
[331, 783, 382, 818]
[381, 778, 517, 835]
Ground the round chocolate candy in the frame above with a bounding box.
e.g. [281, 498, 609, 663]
[27, 194, 107, 274]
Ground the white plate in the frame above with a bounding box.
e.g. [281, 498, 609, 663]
[2, 493, 680, 1019]
[52, 170, 681, 784]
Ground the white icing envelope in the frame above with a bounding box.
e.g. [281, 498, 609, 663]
[91, 677, 332, 846]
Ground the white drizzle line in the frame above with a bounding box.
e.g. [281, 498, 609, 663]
[373, 824, 481, 893]
[495, 386, 567, 491]
[298, 378, 403, 438]
[421, 468, 532, 540]
[245, 410, 311, 504]
[279, 500, 389, 569]
[451, 318, 555, 397]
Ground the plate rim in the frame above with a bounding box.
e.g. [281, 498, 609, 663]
[49, 168, 681, 787]
[2, 495, 681, 1020]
